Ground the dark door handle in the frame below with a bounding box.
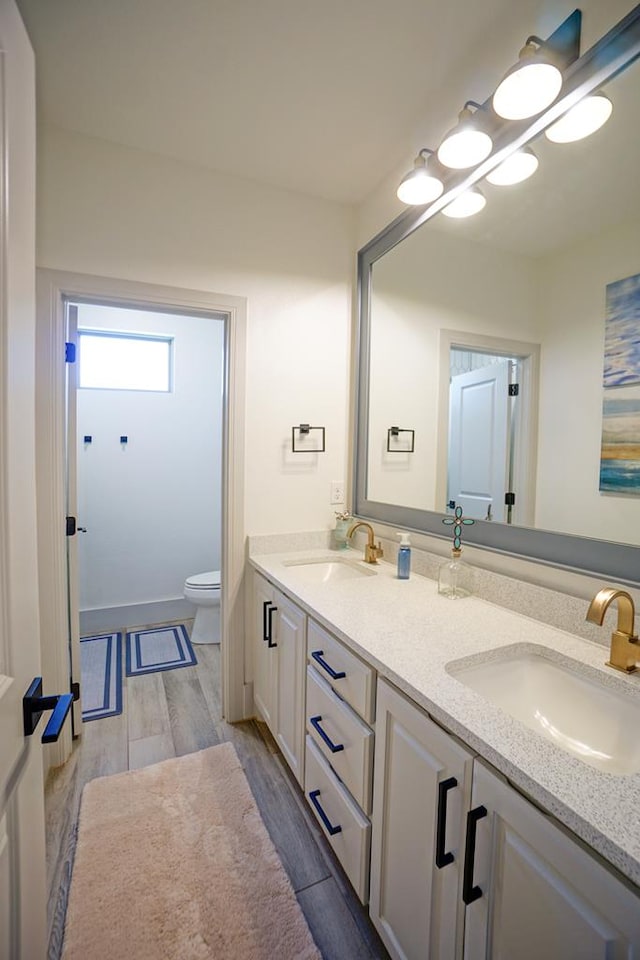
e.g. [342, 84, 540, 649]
[435, 776, 458, 868]
[267, 605, 277, 647]
[309, 789, 342, 836]
[23, 677, 74, 744]
[262, 600, 271, 642]
[462, 805, 487, 904]
[309, 715, 345, 753]
[310, 650, 346, 680]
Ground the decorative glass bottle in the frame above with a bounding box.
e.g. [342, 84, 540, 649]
[438, 506, 475, 599]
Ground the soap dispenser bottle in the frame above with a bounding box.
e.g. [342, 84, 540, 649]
[438, 507, 474, 599]
[397, 532, 411, 580]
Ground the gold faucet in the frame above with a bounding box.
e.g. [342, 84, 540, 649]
[347, 521, 383, 564]
[586, 587, 639, 673]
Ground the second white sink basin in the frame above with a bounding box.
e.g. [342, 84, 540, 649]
[447, 645, 640, 775]
[283, 557, 377, 584]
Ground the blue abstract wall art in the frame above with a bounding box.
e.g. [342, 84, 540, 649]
[600, 273, 640, 494]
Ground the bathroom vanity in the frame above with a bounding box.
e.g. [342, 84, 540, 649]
[249, 548, 640, 960]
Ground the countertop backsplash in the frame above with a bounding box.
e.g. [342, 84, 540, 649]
[247, 528, 639, 649]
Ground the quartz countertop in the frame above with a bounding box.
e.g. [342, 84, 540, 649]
[249, 547, 640, 888]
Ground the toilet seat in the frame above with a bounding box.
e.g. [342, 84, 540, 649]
[184, 570, 220, 590]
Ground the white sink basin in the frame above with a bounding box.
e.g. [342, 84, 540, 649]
[283, 557, 377, 584]
[447, 645, 640, 775]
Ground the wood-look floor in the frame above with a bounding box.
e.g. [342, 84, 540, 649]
[45, 622, 390, 960]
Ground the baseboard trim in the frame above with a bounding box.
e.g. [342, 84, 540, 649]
[80, 598, 194, 635]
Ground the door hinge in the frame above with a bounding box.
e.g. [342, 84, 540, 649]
[65, 342, 76, 363]
[66, 516, 76, 536]
[504, 492, 516, 506]
[508, 383, 519, 397]
[71, 681, 80, 702]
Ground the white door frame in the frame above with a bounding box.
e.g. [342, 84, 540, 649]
[36, 270, 248, 769]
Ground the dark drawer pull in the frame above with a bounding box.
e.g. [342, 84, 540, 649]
[309, 715, 345, 753]
[267, 604, 277, 648]
[462, 805, 487, 904]
[435, 776, 457, 869]
[311, 650, 346, 680]
[309, 789, 342, 836]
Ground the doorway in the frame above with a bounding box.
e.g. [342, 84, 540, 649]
[35, 270, 248, 774]
[436, 329, 540, 529]
[71, 300, 225, 634]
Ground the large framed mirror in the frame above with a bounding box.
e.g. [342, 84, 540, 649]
[355, 5, 640, 586]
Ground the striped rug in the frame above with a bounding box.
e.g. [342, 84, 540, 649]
[80, 632, 123, 721]
[125, 623, 197, 677]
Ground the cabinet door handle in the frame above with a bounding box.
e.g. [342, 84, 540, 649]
[435, 776, 457, 869]
[262, 600, 271, 642]
[309, 789, 342, 836]
[267, 604, 277, 647]
[309, 715, 345, 753]
[310, 650, 346, 680]
[462, 804, 487, 904]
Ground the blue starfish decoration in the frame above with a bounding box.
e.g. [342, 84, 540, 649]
[442, 505, 475, 550]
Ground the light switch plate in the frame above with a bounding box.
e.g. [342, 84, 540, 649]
[330, 481, 345, 505]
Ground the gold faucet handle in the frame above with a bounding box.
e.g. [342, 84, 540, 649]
[376, 541, 384, 559]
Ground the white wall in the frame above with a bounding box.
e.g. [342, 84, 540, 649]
[536, 218, 640, 542]
[355, 0, 637, 248]
[75, 303, 223, 611]
[36, 126, 354, 537]
[368, 227, 537, 510]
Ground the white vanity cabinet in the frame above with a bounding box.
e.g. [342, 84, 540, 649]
[252, 571, 306, 786]
[465, 760, 640, 960]
[370, 678, 474, 960]
[371, 677, 640, 960]
[304, 618, 376, 903]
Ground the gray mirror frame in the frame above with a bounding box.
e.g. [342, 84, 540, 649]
[354, 4, 640, 587]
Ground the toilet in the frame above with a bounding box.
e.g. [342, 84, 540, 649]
[183, 570, 221, 644]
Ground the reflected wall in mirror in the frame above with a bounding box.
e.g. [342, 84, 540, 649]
[356, 6, 640, 583]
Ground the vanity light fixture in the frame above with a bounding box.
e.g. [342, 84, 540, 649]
[544, 90, 613, 143]
[437, 101, 493, 170]
[396, 148, 444, 205]
[486, 146, 539, 186]
[492, 36, 563, 120]
[441, 186, 486, 219]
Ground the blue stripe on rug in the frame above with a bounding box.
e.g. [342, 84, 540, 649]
[80, 632, 123, 722]
[125, 624, 197, 677]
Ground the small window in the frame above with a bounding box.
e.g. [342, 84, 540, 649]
[78, 331, 173, 391]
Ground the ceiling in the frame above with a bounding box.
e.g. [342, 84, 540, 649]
[16, 0, 526, 205]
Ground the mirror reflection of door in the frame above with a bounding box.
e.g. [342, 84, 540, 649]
[447, 350, 522, 523]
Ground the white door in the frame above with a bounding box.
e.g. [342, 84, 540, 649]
[370, 679, 473, 960]
[253, 573, 276, 730]
[464, 762, 640, 960]
[448, 361, 510, 521]
[0, 2, 48, 957]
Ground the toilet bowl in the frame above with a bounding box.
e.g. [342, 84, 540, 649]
[183, 570, 221, 644]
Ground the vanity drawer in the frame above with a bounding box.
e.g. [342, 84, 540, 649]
[306, 666, 374, 814]
[304, 735, 371, 904]
[307, 619, 375, 724]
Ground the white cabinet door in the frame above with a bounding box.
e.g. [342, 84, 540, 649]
[370, 679, 473, 960]
[252, 573, 306, 786]
[273, 590, 306, 785]
[465, 761, 640, 960]
[252, 573, 276, 730]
